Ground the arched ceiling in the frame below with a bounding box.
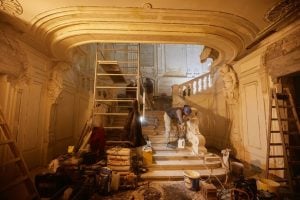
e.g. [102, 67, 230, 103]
[1, 0, 295, 66]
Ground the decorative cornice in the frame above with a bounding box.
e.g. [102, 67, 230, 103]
[29, 6, 259, 64]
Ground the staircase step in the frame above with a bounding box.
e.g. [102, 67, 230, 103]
[141, 168, 227, 181]
[149, 159, 221, 170]
[153, 150, 200, 160]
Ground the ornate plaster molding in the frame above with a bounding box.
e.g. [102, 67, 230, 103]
[29, 7, 258, 63]
[264, 28, 300, 78]
[0, 29, 31, 87]
[48, 62, 71, 103]
[264, 0, 300, 23]
[199, 47, 219, 63]
[0, 0, 23, 15]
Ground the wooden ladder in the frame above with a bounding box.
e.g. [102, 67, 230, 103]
[0, 107, 39, 199]
[266, 87, 300, 193]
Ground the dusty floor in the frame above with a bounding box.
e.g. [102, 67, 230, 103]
[92, 181, 207, 200]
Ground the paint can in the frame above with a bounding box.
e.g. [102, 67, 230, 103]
[183, 170, 200, 191]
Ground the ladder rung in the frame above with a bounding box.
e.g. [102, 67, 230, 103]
[0, 140, 14, 145]
[94, 113, 128, 116]
[270, 143, 283, 146]
[269, 155, 284, 158]
[95, 86, 137, 89]
[275, 93, 289, 100]
[96, 73, 137, 76]
[0, 157, 21, 167]
[271, 118, 295, 121]
[95, 99, 135, 102]
[268, 167, 286, 170]
[270, 131, 299, 135]
[272, 105, 292, 108]
[0, 175, 29, 192]
[104, 126, 124, 129]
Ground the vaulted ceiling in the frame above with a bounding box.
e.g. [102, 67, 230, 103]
[1, 0, 299, 66]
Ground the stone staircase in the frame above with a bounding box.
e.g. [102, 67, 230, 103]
[141, 110, 227, 181]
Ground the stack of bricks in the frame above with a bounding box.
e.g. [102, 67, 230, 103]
[200, 181, 217, 200]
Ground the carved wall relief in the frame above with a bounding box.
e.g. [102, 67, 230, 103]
[219, 64, 239, 105]
[264, 0, 299, 23]
[0, 29, 29, 80]
[0, 0, 23, 15]
[48, 62, 71, 104]
[264, 29, 300, 79]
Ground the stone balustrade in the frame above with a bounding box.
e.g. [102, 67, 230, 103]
[178, 72, 212, 97]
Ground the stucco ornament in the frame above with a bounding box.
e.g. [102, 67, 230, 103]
[0, 0, 23, 15]
[48, 62, 70, 103]
[219, 64, 238, 104]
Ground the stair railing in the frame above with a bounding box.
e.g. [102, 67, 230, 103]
[177, 72, 212, 98]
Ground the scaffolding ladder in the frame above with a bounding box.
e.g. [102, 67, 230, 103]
[266, 87, 300, 193]
[93, 43, 141, 141]
[0, 106, 39, 199]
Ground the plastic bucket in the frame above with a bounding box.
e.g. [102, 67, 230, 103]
[183, 170, 200, 191]
[256, 178, 280, 193]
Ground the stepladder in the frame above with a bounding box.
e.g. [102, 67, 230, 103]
[266, 87, 300, 194]
[0, 107, 39, 200]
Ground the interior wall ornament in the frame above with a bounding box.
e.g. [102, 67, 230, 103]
[143, 3, 152, 9]
[264, 0, 300, 23]
[264, 29, 300, 78]
[48, 62, 71, 103]
[219, 64, 239, 104]
[0, 29, 31, 88]
[199, 47, 219, 63]
[0, 0, 23, 15]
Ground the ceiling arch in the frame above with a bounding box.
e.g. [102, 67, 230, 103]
[29, 6, 259, 65]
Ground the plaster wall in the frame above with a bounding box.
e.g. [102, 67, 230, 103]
[0, 30, 92, 169]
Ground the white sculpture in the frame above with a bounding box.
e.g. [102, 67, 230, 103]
[219, 64, 238, 104]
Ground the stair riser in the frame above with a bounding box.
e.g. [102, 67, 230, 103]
[148, 164, 222, 170]
[141, 175, 226, 182]
[153, 156, 200, 161]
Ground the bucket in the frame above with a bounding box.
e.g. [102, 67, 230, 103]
[178, 138, 185, 149]
[256, 178, 280, 193]
[183, 170, 200, 191]
[111, 172, 120, 191]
